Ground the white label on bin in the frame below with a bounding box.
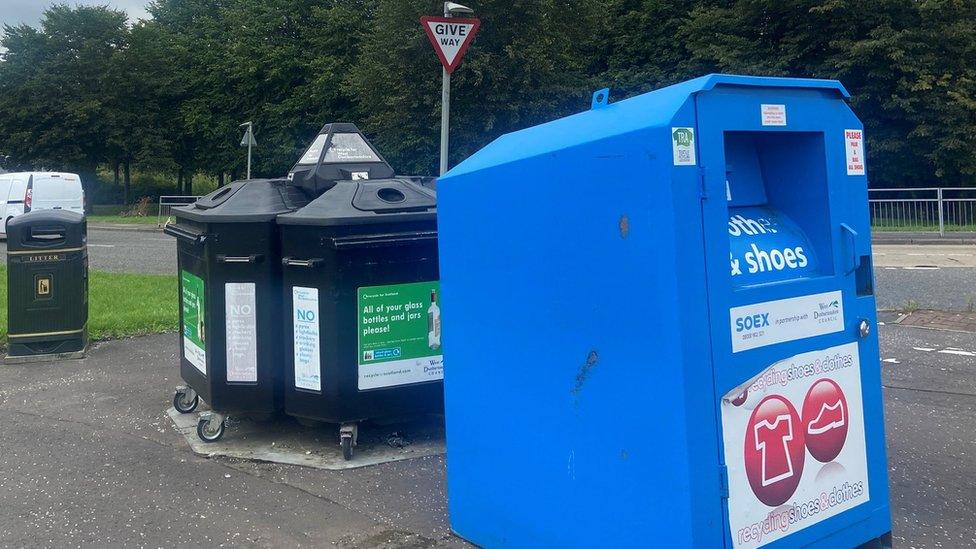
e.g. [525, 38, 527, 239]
[845, 129, 865, 175]
[730, 291, 844, 353]
[720, 342, 870, 548]
[225, 283, 257, 383]
[671, 127, 696, 166]
[293, 286, 321, 391]
[761, 104, 787, 126]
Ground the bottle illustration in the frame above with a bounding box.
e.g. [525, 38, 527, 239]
[196, 296, 205, 343]
[427, 289, 441, 350]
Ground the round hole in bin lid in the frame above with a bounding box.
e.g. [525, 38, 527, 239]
[377, 187, 406, 203]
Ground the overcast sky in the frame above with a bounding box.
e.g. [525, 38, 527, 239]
[0, 0, 149, 29]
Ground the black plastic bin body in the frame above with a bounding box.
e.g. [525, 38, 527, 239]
[6, 210, 88, 359]
[278, 179, 443, 424]
[165, 179, 309, 415]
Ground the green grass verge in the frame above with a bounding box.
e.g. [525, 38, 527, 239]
[0, 265, 177, 350]
[87, 214, 159, 225]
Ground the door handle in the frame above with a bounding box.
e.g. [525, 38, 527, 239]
[841, 223, 860, 275]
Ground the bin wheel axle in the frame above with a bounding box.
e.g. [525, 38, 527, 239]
[173, 387, 199, 414]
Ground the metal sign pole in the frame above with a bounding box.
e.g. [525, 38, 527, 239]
[440, 66, 451, 176]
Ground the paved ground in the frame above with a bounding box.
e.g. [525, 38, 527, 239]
[0, 324, 972, 547]
[0, 334, 464, 548]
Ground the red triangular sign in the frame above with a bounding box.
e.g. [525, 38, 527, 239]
[420, 16, 481, 74]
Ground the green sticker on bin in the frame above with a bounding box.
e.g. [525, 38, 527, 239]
[181, 270, 207, 374]
[357, 281, 444, 390]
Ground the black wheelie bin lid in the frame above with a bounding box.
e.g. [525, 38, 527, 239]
[277, 178, 436, 227]
[288, 123, 396, 195]
[171, 178, 310, 224]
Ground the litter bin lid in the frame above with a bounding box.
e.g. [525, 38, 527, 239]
[7, 210, 86, 251]
[173, 178, 310, 223]
[277, 178, 436, 227]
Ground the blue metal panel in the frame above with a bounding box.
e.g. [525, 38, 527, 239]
[438, 74, 889, 549]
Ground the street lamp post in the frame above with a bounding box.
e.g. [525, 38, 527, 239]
[239, 121, 256, 180]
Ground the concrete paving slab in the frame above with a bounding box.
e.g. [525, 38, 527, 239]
[166, 408, 445, 470]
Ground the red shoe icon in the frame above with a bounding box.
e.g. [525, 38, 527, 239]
[807, 400, 845, 435]
[802, 379, 849, 463]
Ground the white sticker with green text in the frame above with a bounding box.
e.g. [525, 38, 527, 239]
[672, 127, 696, 166]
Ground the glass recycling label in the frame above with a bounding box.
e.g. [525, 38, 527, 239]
[181, 270, 206, 374]
[357, 281, 444, 390]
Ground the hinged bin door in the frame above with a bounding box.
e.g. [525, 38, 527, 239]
[694, 84, 890, 549]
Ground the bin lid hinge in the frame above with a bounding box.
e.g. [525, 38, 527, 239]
[719, 464, 729, 499]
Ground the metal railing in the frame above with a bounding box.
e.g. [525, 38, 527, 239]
[868, 187, 976, 236]
[157, 195, 200, 228]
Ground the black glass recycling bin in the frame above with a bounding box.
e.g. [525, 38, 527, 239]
[5, 210, 88, 363]
[277, 178, 443, 460]
[164, 179, 309, 442]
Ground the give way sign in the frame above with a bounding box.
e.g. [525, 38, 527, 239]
[420, 16, 481, 74]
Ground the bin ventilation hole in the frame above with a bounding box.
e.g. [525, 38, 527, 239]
[571, 350, 599, 396]
[377, 187, 406, 203]
[619, 215, 630, 239]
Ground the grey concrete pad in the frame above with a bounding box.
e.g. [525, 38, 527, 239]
[166, 407, 446, 470]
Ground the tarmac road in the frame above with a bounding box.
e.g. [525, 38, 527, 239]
[0, 322, 971, 547]
[0, 226, 176, 275]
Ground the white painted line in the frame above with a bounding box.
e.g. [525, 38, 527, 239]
[882, 358, 900, 364]
[904, 266, 940, 270]
[938, 349, 976, 357]
[912, 347, 936, 352]
[88, 244, 115, 248]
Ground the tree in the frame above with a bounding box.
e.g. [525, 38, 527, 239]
[0, 4, 129, 195]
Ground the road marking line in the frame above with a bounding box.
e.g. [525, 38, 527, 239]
[88, 244, 115, 248]
[912, 347, 936, 352]
[938, 349, 976, 357]
[882, 358, 900, 364]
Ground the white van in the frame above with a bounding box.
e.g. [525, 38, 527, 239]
[0, 172, 85, 238]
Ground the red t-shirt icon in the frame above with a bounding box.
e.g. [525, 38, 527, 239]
[744, 395, 805, 506]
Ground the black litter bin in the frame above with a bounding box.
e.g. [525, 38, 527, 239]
[288, 122, 396, 194]
[278, 178, 442, 459]
[164, 178, 309, 442]
[5, 210, 87, 363]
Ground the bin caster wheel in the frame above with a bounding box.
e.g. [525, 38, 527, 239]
[197, 414, 225, 443]
[341, 434, 354, 461]
[173, 388, 199, 414]
[339, 422, 359, 461]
